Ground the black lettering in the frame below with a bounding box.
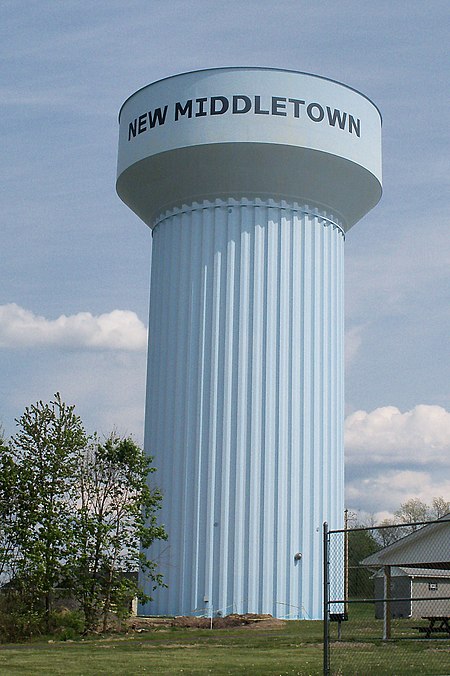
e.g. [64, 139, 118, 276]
[195, 97, 208, 117]
[175, 99, 193, 120]
[272, 97, 287, 116]
[148, 106, 168, 128]
[128, 119, 137, 141]
[138, 113, 147, 134]
[326, 107, 347, 130]
[306, 102, 324, 122]
[348, 114, 361, 137]
[232, 95, 252, 114]
[254, 95, 269, 115]
[288, 98, 305, 117]
[210, 96, 229, 115]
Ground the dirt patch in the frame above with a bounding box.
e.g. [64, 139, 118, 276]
[126, 613, 285, 632]
[243, 617, 286, 630]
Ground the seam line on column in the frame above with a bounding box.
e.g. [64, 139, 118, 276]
[152, 200, 345, 238]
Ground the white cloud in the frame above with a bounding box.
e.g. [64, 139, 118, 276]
[345, 324, 366, 368]
[1, 347, 147, 443]
[345, 404, 450, 517]
[346, 468, 450, 518]
[0, 303, 147, 351]
[345, 404, 450, 466]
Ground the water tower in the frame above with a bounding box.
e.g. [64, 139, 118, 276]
[116, 67, 382, 619]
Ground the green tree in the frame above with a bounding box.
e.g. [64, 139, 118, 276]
[431, 496, 450, 519]
[348, 527, 379, 598]
[395, 497, 430, 530]
[0, 397, 167, 638]
[376, 518, 403, 547]
[370, 496, 450, 548]
[10, 394, 87, 630]
[68, 433, 167, 632]
[0, 430, 19, 583]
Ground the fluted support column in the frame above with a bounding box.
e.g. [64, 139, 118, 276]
[140, 198, 344, 620]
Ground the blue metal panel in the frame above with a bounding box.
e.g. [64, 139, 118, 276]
[140, 198, 344, 619]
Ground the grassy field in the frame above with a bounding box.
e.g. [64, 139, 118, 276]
[0, 610, 449, 675]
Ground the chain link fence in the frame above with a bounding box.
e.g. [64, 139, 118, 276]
[324, 516, 450, 675]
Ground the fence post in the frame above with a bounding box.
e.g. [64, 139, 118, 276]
[383, 565, 391, 640]
[344, 508, 349, 617]
[323, 522, 329, 676]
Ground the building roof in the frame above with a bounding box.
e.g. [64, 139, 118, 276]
[361, 514, 450, 569]
[373, 566, 450, 579]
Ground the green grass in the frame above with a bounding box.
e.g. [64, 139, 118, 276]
[0, 615, 449, 675]
[328, 602, 450, 674]
[0, 624, 323, 676]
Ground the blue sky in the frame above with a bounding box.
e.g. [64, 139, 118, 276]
[1, 0, 449, 518]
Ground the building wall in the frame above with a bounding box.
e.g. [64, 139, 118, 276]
[374, 574, 450, 619]
[412, 578, 450, 617]
[374, 576, 411, 619]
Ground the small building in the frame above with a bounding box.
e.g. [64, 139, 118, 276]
[362, 514, 450, 620]
[372, 566, 450, 619]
